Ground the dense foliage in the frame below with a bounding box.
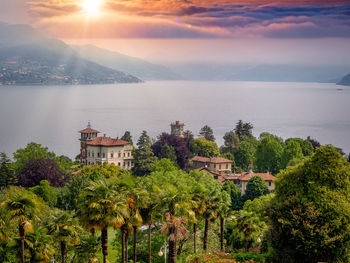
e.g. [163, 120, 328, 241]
[17, 158, 69, 187]
[266, 146, 350, 263]
[151, 133, 190, 169]
[1, 123, 349, 263]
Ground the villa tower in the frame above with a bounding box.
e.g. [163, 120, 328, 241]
[170, 121, 185, 138]
[79, 122, 100, 164]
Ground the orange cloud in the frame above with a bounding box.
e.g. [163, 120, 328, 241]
[27, 0, 350, 38]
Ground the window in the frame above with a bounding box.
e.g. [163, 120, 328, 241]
[124, 152, 126, 157]
[127, 161, 130, 166]
[118, 162, 121, 166]
[128, 152, 130, 157]
[123, 162, 126, 167]
[111, 152, 114, 158]
[268, 181, 272, 187]
[219, 164, 222, 169]
[226, 164, 228, 169]
[214, 164, 216, 169]
[103, 153, 105, 158]
[92, 152, 94, 157]
[118, 152, 121, 158]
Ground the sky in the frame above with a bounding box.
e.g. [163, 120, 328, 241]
[1, 0, 350, 64]
[1, 0, 350, 38]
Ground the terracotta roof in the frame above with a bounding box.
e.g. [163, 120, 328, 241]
[195, 167, 274, 183]
[191, 156, 232, 164]
[197, 167, 227, 182]
[239, 172, 275, 182]
[222, 174, 241, 181]
[87, 136, 130, 147]
[79, 128, 100, 134]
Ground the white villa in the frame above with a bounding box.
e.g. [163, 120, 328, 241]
[79, 123, 134, 170]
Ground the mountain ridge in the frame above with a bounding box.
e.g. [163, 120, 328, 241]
[337, 73, 350, 86]
[72, 45, 181, 80]
[0, 23, 142, 85]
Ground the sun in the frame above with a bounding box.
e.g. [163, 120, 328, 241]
[80, 0, 104, 17]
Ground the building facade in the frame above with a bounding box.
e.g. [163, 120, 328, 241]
[191, 156, 232, 172]
[197, 167, 275, 193]
[79, 124, 134, 170]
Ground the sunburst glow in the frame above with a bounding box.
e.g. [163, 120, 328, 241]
[80, 0, 104, 17]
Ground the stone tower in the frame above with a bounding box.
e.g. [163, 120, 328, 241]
[78, 122, 100, 164]
[170, 121, 185, 138]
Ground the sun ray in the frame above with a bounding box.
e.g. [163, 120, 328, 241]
[80, 0, 104, 17]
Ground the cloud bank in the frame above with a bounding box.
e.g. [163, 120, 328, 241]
[27, 0, 350, 38]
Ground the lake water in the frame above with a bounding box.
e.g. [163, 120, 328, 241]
[0, 81, 349, 159]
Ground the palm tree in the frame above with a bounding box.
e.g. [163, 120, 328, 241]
[191, 183, 207, 254]
[47, 209, 82, 263]
[139, 176, 161, 263]
[128, 195, 143, 263]
[232, 211, 262, 251]
[74, 233, 100, 263]
[24, 226, 55, 263]
[0, 215, 10, 242]
[115, 176, 145, 263]
[202, 186, 222, 251]
[217, 191, 232, 252]
[78, 179, 128, 263]
[150, 169, 195, 263]
[1, 186, 43, 263]
[190, 171, 222, 252]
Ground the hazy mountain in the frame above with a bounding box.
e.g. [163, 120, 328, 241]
[0, 23, 141, 85]
[72, 45, 180, 80]
[169, 63, 350, 83]
[337, 73, 350, 86]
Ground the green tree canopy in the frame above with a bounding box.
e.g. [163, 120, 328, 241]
[159, 144, 177, 164]
[244, 176, 269, 201]
[221, 131, 240, 155]
[259, 132, 284, 145]
[266, 146, 350, 263]
[199, 125, 215, 142]
[132, 131, 158, 176]
[30, 180, 58, 207]
[190, 138, 220, 157]
[234, 137, 258, 171]
[234, 120, 254, 140]
[256, 137, 283, 174]
[0, 153, 16, 188]
[223, 180, 243, 210]
[121, 131, 133, 145]
[281, 140, 303, 169]
[285, 138, 314, 157]
[13, 142, 74, 175]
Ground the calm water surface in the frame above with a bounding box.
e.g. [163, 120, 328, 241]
[0, 81, 349, 158]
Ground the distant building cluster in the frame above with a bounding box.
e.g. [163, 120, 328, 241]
[197, 166, 275, 194]
[78, 120, 276, 191]
[192, 156, 275, 193]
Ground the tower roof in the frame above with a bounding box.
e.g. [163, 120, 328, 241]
[79, 121, 100, 134]
[79, 128, 100, 134]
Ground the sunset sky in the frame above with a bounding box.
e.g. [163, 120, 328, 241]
[1, 0, 350, 64]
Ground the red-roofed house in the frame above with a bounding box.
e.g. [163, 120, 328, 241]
[197, 168, 275, 193]
[191, 156, 232, 172]
[239, 171, 275, 194]
[79, 123, 134, 170]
